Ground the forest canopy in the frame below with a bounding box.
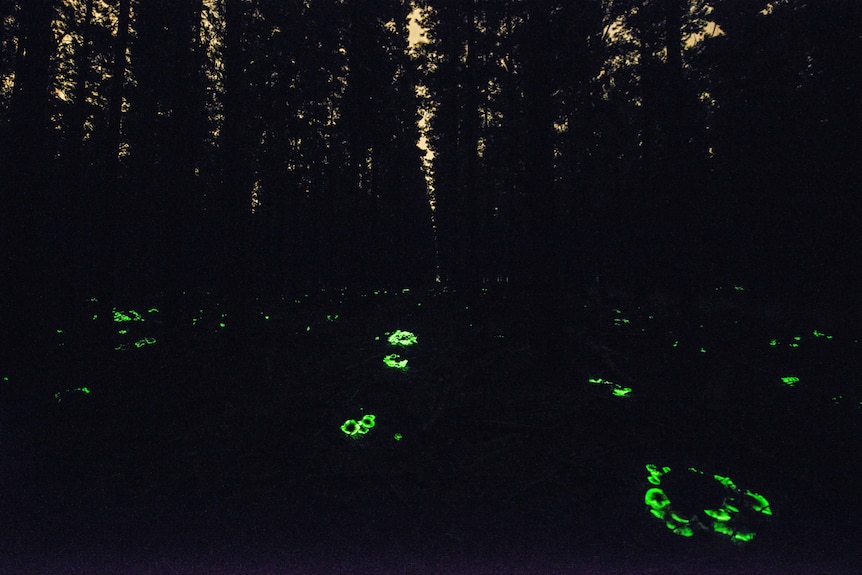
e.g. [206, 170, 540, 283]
[1, 0, 860, 333]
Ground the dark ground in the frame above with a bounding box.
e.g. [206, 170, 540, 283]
[1, 283, 859, 574]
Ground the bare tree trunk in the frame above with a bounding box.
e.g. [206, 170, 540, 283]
[2, 0, 57, 379]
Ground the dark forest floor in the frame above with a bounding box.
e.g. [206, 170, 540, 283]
[1, 283, 859, 574]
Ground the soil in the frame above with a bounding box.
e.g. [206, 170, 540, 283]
[2, 284, 859, 574]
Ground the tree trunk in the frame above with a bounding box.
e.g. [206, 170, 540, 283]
[2, 0, 57, 380]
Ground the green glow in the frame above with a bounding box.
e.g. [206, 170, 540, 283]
[113, 308, 143, 322]
[54, 387, 90, 402]
[669, 511, 690, 524]
[781, 376, 799, 387]
[612, 309, 631, 327]
[383, 354, 408, 370]
[590, 377, 632, 398]
[134, 337, 157, 348]
[745, 490, 772, 515]
[341, 419, 360, 435]
[394, 432, 403, 441]
[387, 330, 418, 346]
[769, 330, 836, 348]
[646, 464, 671, 485]
[341, 414, 377, 438]
[712, 473, 737, 491]
[645, 464, 769, 544]
[669, 521, 695, 538]
[112, 306, 160, 349]
[712, 521, 756, 543]
[645, 488, 671, 510]
[704, 508, 732, 522]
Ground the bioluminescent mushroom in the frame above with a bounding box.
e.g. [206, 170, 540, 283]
[341, 413, 377, 438]
[644, 464, 771, 544]
[387, 330, 418, 346]
[384, 353, 408, 370]
[589, 377, 634, 398]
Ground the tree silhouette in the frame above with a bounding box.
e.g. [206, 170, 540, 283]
[1, 0, 859, 358]
[698, 0, 862, 295]
[1, 0, 58, 377]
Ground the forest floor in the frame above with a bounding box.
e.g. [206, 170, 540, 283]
[1, 282, 859, 574]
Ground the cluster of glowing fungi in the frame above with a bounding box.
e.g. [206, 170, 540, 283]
[341, 329, 418, 441]
[644, 463, 772, 543]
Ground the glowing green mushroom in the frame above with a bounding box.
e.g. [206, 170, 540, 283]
[341, 419, 361, 436]
[387, 330, 418, 346]
[781, 376, 799, 387]
[645, 464, 671, 485]
[341, 413, 378, 438]
[646, 464, 769, 544]
[745, 490, 772, 515]
[54, 386, 91, 403]
[731, 530, 756, 543]
[645, 488, 671, 511]
[383, 353, 409, 370]
[712, 473, 737, 491]
[669, 511, 692, 525]
[611, 385, 632, 397]
[360, 414, 376, 430]
[669, 521, 695, 537]
[590, 377, 633, 397]
[113, 309, 142, 323]
[134, 337, 157, 348]
[712, 521, 756, 543]
[704, 507, 733, 522]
